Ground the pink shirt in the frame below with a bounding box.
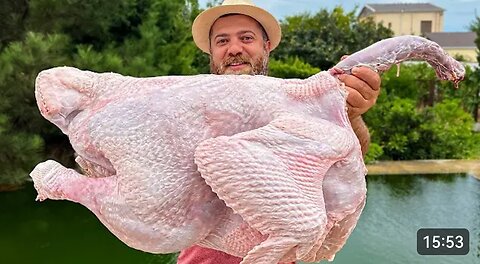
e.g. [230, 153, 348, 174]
[177, 245, 295, 264]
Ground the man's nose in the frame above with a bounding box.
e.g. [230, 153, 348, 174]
[227, 41, 243, 56]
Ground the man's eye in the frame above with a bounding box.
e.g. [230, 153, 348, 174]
[216, 39, 228, 45]
[242, 36, 254, 41]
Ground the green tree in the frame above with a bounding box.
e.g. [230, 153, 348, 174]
[272, 6, 393, 70]
[269, 57, 320, 78]
[380, 62, 480, 122]
[381, 63, 436, 105]
[0, 0, 202, 187]
[26, 0, 201, 76]
[471, 15, 480, 64]
[365, 97, 423, 160]
[365, 97, 479, 160]
[417, 99, 480, 159]
[72, 0, 200, 76]
[365, 62, 480, 160]
[27, 0, 141, 49]
[0, 0, 29, 49]
[439, 65, 480, 122]
[468, 16, 480, 121]
[0, 32, 73, 186]
[0, 114, 44, 186]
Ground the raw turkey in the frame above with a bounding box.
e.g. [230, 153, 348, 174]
[30, 35, 464, 264]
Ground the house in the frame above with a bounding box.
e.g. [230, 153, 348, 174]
[358, 3, 444, 36]
[425, 32, 478, 63]
[359, 3, 478, 63]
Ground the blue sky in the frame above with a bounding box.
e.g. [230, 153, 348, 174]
[198, 0, 479, 32]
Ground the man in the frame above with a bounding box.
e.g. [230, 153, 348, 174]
[178, 0, 380, 263]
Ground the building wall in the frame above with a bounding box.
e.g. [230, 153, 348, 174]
[443, 48, 479, 63]
[370, 12, 443, 36]
[360, 9, 478, 63]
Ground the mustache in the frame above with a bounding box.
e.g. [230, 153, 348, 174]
[223, 55, 252, 67]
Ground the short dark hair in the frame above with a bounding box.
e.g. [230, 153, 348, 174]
[209, 13, 269, 43]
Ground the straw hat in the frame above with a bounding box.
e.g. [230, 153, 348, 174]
[192, 0, 282, 54]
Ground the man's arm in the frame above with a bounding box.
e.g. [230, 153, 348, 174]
[350, 116, 370, 156]
[337, 66, 381, 156]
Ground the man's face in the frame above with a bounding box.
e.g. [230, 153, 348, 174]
[209, 14, 271, 75]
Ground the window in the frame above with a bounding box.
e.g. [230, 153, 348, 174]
[421, 20, 432, 34]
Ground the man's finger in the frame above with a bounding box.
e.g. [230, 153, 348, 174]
[338, 74, 375, 101]
[345, 86, 370, 109]
[345, 91, 364, 118]
[351, 66, 381, 91]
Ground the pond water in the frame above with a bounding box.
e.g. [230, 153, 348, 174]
[1, 174, 479, 264]
[317, 173, 480, 264]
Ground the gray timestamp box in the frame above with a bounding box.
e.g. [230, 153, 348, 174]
[417, 228, 469, 255]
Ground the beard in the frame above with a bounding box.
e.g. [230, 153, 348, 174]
[210, 48, 269, 76]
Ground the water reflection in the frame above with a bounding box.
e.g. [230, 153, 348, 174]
[366, 173, 466, 198]
[336, 173, 480, 264]
[2, 174, 479, 264]
[0, 184, 177, 264]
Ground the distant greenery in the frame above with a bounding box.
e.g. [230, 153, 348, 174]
[0, 0, 28, 49]
[0, 0, 202, 186]
[471, 15, 480, 64]
[364, 63, 480, 161]
[0, 0, 479, 188]
[0, 32, 72, 186]
[272, 6, 393, 70]
[269, 57, 320, 78]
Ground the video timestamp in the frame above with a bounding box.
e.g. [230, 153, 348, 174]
[417, 228, 469, 255]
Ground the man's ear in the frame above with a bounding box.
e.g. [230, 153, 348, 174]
[265, 40, 272, 53]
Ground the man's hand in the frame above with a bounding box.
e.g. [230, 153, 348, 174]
[337, 66, 381, 119]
